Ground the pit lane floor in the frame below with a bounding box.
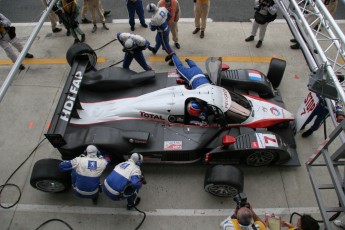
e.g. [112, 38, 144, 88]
[0, 20, 344, 230]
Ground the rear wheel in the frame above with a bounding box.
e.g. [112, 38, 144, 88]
[66, 43, 97, 72]
[245, 150, 277, 166]
[204, 165, 244, 197]
[30, 159, 71, 193]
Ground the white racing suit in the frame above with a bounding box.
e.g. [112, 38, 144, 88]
[59, 154, 109, 199]
[102, 159, 142, 206]
[149, 7, 173, 54]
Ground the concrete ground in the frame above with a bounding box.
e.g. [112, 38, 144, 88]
[0, 20, 344, 229]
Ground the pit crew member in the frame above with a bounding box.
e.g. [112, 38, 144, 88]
[117, 32, 152, 71]
[146, 3, 174, 66]
[103, 153, 145, 210]
[59, 145, 109, 204]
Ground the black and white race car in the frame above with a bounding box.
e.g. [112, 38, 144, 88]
[30, 43, 299, 197]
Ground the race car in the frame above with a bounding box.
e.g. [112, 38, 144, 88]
[30, 43, 299, 197]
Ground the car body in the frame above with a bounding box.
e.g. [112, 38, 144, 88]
[30, 44, 299, 197]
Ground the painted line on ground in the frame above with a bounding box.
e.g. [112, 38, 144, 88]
[0, 57, 106, 65]
[0, 203, 321, 217]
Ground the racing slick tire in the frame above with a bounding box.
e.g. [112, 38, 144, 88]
[244, 150, 277, 166]
[266, 58, 286, 89]
[204, 165, 243, 197]
[66, 43, 97, 72]
[30, 158, 71, 193]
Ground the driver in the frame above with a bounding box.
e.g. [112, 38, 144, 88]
[165, 53, 210, 89]
[187, 100, 208, 125]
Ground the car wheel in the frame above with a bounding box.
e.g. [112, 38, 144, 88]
[266, 58, 286, 89]
[204, 165, 244, 197]
[30, 159, 71, 193]
[66, 43, 97, 72]
[245, 150, 277, 166]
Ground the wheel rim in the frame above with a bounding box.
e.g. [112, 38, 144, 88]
[246, 151, 275, 166]
[207, 184, 239, 197]
[35, 180, 66, 193]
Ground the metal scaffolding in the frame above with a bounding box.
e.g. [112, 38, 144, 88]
[275, 0, 345, 228]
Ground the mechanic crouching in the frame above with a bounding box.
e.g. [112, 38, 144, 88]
[103, 153, 145, 210]
[59, 145, 110, 204]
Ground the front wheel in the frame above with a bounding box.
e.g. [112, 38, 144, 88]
[245, 150, 277, 166]
[204, 165, 244, 197]
[30, 159, 71, 193]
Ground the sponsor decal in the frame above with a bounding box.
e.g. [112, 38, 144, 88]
[301, 92, 317, 115]
[168, 72, 179, 78]
[222, 88, 230, 109]
[140, 111, 165, 120]
[88, 160, 97, 170]
[262, 107, 268, 112]
[164, 141, 182, 150]
[248, 70, 262, 81]
[251, 142, 259, 148]
[270, 107, 281, 116]
[256, 133, 278, 148]
[60, 71, 83, 122]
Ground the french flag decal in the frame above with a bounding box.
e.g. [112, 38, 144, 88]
[248, 70, 262, 81]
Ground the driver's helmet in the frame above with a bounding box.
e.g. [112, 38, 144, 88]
[146, 3, 158, 13]
[188, 101, 202, 117]
[124, 38, 134, 49]
[86, 145, 98, 158]
[130, 153, 143, 166]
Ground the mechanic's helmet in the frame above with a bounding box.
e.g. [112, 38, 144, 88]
[119, 32, 131, 41]
[132, 35, 146, 46]
[86, 145, 98, 157]
[124, 38, 134, 49]
[130, 153, 143, 166]
[147, 3, 158, 13]
[188, 101, 202, 117]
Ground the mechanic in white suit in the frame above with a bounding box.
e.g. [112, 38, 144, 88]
[59, 145, 109, 204]
[117, 32, 152, 71]
[103, 153, 145, 210]
[146, 3, 174, 65]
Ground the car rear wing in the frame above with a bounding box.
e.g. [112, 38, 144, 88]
[45, 55, 89, 148]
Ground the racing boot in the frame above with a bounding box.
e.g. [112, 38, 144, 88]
[127, 197, 141, 210]
[168, 60, 174, 66]
[165, 52, 175, 62]
[81, 34, 85, 43]
[25, 53, 34, 58]
[92, 25, 97, 33]
[19, 64, 25, 70]
[302, 129, 313, 138]
[256, 40, 262, 48]
[245, 35, 254, 42]
[192, 28, 200, 34]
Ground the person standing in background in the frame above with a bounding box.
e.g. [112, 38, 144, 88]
[126, 0, 148, 31]
[41, 0, 62, 33]
[193, 0, 210, 39]
[157, 0, 181, 49]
